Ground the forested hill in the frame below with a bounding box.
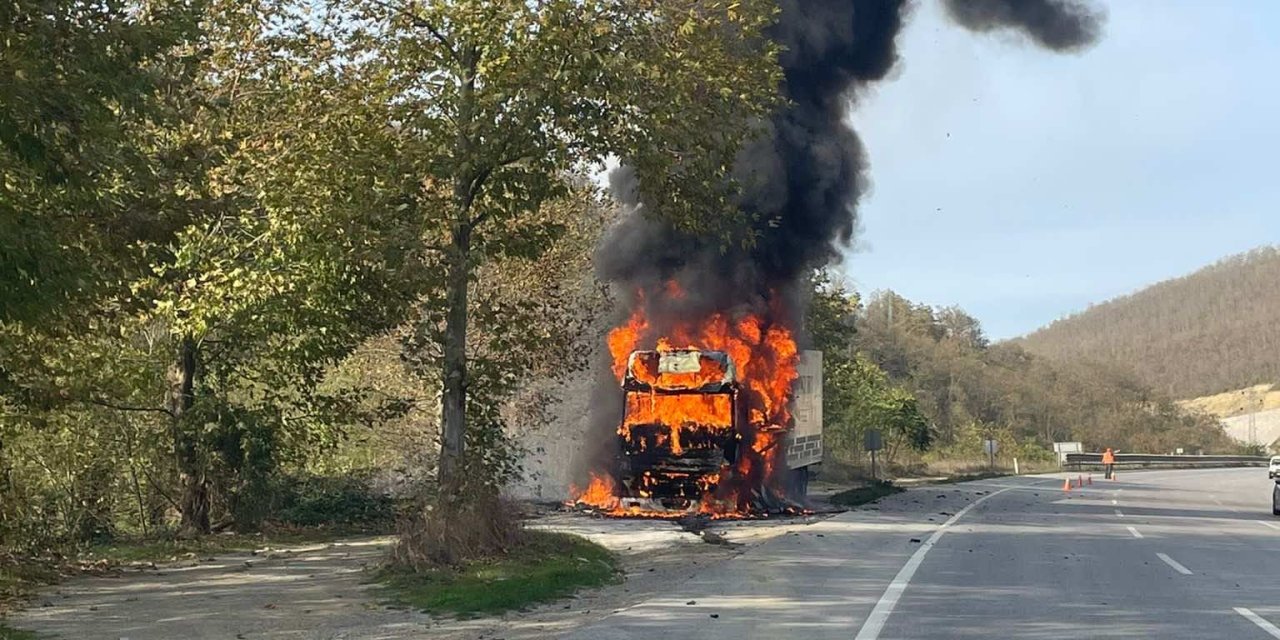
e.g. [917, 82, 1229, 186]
[1017, 247, 1280, 399]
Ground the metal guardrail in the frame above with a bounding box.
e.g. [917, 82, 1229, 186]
[1064, 453, 1269, 470]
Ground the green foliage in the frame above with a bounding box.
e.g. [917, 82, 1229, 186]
[806, 273, 1238, 476]
[273, 474, 395, 529]
[857, 288, 1237, 457]
[377, 531, 618, 617]
[1, 0, 781, 558]
[0, 0, 201, 324]
[924, 421, 1056, 467]
[806, 273, 934, 467]
[317, 0, 783, 491]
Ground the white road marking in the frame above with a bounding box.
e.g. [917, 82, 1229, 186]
[1127, 526, 1143, 539]
[853, 486, 1015, 640]
[1115, 509, 1125, 518]
[1111, 499, 1118, 505]
[1259, 521, 1280, 531]
[1157, 552, 1193, 575]
[1235, 607, 1280, 639]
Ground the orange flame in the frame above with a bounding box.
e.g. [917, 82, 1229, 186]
[573, 473, 620, 511]
[575, 281, 800, 518]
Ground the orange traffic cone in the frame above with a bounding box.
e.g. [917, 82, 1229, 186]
[1063, 478, 1072, 492]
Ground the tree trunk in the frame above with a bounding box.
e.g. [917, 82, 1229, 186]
[438, 226, 471, 491]
[168, 335, 209, 536]
[437, 44, 479, 493]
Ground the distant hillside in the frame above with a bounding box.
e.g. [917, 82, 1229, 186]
[1018, 247, 1280, 399]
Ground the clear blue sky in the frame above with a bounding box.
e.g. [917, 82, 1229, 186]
[844, 0, 1280, 340]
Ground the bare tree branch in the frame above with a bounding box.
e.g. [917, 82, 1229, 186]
[367, 0, 460, 65]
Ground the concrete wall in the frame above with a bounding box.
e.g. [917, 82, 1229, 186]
[505, 371, 596, 502]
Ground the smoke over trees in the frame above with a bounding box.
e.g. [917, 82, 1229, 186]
[600, 0, 1105, 326]
[589, 0, 1107, 479]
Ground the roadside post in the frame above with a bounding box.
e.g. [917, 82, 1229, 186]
[984, 439, 998, 471]
[865, 429, 884, 481]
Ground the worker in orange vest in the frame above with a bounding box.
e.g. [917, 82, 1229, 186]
[1102, 447, 1116, 480]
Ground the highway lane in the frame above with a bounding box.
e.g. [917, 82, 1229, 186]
[562, 468, 1280, 639]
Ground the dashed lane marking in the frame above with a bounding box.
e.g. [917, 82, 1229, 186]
[1157, 552, 1193, 576]
[1235, 608, 1280, 639]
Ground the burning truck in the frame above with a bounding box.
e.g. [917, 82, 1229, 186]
[575, 0, 1100, 519]
[576, 333, 822, 518]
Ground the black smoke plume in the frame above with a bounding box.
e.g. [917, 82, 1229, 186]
[598, 0, 910, 325]
[578, 0, 1103, 496]
[943, 0, 1104, 52]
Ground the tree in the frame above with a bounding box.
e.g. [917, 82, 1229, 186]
[0, 0, 200, 325]
[317, 0, 782, 492]
[876, 388, 932, 466]
[852, 288, 1238, 461]
[3, 1, 439, 536]
[805, 272, 932, 469]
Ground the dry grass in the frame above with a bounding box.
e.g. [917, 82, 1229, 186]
[390, 492, 524, 570]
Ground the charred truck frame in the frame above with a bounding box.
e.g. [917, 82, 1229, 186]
[613, 348, 822, 514]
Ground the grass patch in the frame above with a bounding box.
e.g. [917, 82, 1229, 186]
[0, 622, 41, 639]
[830, 480, 904, 507]
[377, 530, 618, 617]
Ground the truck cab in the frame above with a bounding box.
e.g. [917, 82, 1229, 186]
[616, 349, 740, 512]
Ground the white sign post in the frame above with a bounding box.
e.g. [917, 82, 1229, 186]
[983, 439, 998, 470]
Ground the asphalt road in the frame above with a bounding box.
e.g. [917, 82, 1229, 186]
[563, 467, 1280, 640]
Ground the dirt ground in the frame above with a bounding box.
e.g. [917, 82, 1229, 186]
[3, 509, 837, 640]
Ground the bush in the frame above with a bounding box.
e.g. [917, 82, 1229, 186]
[391, 490, 524, 570]
[273, 473, 396, 529]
